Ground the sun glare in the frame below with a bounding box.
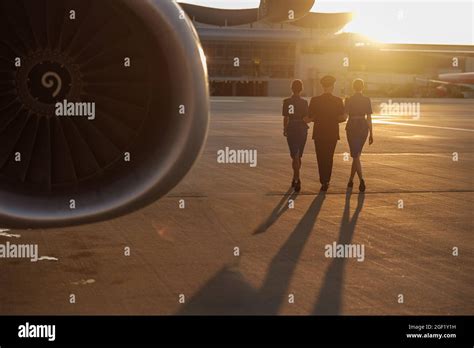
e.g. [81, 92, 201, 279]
[184, 0, 474, 45]
[335, 1, 473, 45]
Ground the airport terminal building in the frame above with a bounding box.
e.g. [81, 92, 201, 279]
[193, 20, 474, 98]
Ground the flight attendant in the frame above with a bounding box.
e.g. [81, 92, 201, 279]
[282, 79, 309, 192]
[344, 78, 374, 192]
[308, 75, 346, 192]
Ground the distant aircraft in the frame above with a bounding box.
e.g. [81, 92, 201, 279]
[179, 0, 352, 29]
[416, 72, 474, 97]
[437, 72, 474, 85]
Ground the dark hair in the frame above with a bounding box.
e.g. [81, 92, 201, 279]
[291, 79, 303, 94]
[353, 78, 365, 92]
[320, 75, 336, 88]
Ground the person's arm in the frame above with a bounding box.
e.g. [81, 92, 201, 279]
[367, 98, 374, 144]
[283, 116, 289, 136]
[343, 97, 350, 122]
[305, 98, 315, 123]
[367, 114, 373, 144]
[282, 100, 289, 136]
[302, 99, 311, 123]
[337, 98, 347, 123]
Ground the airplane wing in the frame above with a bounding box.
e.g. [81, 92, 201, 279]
[178, 0, 349, 28]
[179, 3, 259, 27]
[291, 12, 353, 30]
[438, 72, 474, 84]
[415, 77, 474, 90]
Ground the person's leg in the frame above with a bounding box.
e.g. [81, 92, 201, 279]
[292, 156, 301, 180]
[287, 130, 298, 184]
[355, 156, 363, 180]
[356, 128, 369, 182]
[296, 132, 307, 182]
[293, 156, 303, 191]
[349, 159, 357, 183]
[292, 132, 306, 192]
[325, 140, 337, 184]
[317, 140, 333, 190]
[315, 140, 325, 185]
[319, 140, 332, 185]
[347, 128, 356, 185]
[320, 141, 330, 184]
[355, 155, 366, 192]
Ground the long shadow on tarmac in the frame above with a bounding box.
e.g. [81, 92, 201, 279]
[253, 188, 299, 235]
[312, 190, 365, 315]
[178, 192, 326, 315]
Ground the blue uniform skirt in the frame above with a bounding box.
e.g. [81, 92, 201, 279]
[346, 118, 369, 158]
[287, 120, 308, 158]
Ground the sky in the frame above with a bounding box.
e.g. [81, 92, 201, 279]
[179, 0, 474, 45]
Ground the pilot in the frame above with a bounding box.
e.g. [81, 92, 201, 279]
[308, 75, 346, 191]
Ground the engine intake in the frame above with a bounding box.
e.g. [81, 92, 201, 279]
[0, 0, 209, 228]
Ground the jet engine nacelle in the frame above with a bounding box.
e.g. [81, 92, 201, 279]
[0, 0, 209, 228]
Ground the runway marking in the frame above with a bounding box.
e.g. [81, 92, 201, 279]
[168, 190, 473, 199]
[267, 153, 465, 158]
[0, 229, 21, 238]
[374, 120, 474, 132]
[71, 279, 96, 285]
[211, 99, 245, 103]
[168, 194, 207, 198]
[266, 189, 474, 196]
[35, 256, 59, 262]
[359, 153, 451, 157]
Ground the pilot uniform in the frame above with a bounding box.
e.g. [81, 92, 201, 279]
[308, 91, 345, 185]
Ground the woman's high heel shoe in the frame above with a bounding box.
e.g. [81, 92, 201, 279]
[294, 180, 301, 192]
[359, 179, 366, 193]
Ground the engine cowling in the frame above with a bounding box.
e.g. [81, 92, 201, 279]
[0, 0, 209, 228]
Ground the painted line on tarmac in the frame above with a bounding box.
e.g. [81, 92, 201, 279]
[374, 120, 474, 132]
[211, 99, 246, 103]
[167, 190, 473, 198]
[266, 189, 474, 196]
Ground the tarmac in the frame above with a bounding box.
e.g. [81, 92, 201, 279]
[0, 97, 472, 315]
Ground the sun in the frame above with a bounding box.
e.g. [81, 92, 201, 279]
[341, 2, 473, 45]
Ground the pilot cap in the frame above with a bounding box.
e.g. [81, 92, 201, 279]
[320, 75, 336, 87]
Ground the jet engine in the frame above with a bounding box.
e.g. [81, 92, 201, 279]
[0, 0, 209, 228]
